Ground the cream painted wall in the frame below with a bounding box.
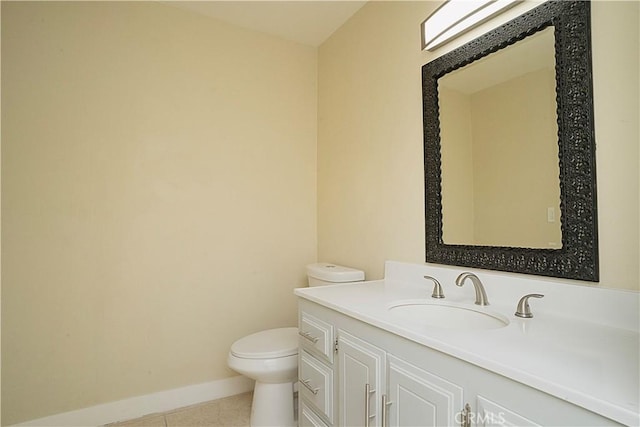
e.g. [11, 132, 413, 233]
[1, 2, 317, 424]
[317, 1, 639, 290]
[318, 1, 435, 276]
[591, 0, 640, 292]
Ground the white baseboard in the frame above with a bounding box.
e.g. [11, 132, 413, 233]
[13, 375, 255, 427]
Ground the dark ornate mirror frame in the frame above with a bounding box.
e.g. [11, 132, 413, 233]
[422, 1, 599, 281]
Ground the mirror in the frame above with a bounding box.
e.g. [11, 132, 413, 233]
[439, 27, 561, 249]
[422, 1, 599, 281]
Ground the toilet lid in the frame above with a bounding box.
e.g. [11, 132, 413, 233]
[230, 327, 299, 359]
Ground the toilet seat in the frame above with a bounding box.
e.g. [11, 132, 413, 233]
[230, 327, 298, 359]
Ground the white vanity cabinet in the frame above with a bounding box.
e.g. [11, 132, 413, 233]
[298, 298, 622, 427]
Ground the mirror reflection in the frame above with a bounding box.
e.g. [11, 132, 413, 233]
[438, 27, 561, 249]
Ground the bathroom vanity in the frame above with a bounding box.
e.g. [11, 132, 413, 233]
[294, 261, 639, 427]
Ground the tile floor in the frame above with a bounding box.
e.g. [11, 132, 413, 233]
[106, 392, 252, 427]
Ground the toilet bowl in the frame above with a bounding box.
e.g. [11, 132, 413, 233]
[227, 263, 364, 427]
[228, 327, 299, 427]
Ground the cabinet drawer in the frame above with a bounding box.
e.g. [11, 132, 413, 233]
[300, 310, 335, 363]
[300, 350, 334, 424]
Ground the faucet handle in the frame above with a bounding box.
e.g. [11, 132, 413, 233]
[424, 275, 445, 299]
[515, 294, 544, 318]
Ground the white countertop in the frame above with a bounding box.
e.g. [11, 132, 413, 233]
[294, 264, 640, 426]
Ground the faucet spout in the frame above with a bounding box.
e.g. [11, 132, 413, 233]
[455, 272, 489, 306]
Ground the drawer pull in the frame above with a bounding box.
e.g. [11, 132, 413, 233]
[299, 330, 319, 343]
[382, 394, 392, 427]
[300, 378, 319, 395]
[365, 383, 376, 426]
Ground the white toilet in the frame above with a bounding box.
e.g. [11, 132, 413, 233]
[227, 263, 364, 427]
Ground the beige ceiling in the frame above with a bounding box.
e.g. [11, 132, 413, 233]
[165, 1, 368, 47]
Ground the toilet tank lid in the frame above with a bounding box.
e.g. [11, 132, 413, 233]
[306, 263, 365, 283]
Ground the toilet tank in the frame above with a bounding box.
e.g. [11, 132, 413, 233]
[306, 263, 365, 287]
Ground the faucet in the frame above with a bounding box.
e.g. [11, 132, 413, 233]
[455, 272, 489, 306]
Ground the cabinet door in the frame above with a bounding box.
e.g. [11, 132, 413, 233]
[387, 355, 464, 427]
[338, 330, 386, 427]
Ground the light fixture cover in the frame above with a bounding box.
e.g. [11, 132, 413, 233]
[422, 0, 520, 51]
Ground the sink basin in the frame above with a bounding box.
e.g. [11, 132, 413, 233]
[388, 300, 509, 330]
